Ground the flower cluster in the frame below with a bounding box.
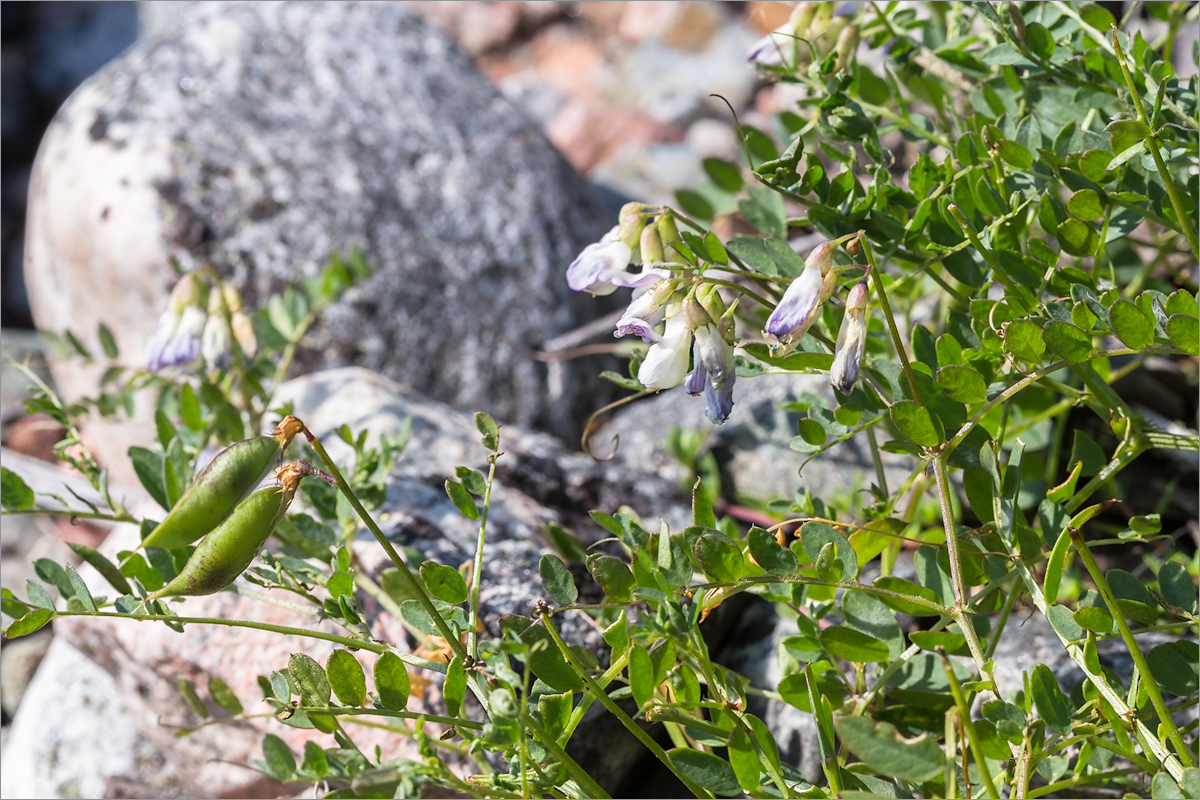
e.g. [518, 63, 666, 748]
[147, 272, 256, 373]
[567, 205, 874, 424]
[566, 206, 739, 423]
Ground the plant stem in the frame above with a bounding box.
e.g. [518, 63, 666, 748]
[866, 425, 889, 497]
[1, 508, 137, 524]
[467, 447, 499, 661]
[941, 651, 1001, 799]
[861, 234, 922, 403]
[51, 610, 443, 671]
[295, 705, 481, 730]
[1111, 26, 1200, 259]
[947, 204, 1036, 313]
[999, 541, 1188, 781]
[1068, 528, 1196, 767]
[301, 427, 468, 663]
[540, 613, 714, 798]
[930, 454, 993, 685]
[522, 712, 612, 799]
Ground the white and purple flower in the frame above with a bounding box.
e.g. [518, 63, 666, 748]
[566, 226, 666, 296]
[686, 323, 736, 423]
[763, 241, 843, 353]
[830, 281, 870, 395]
[147, 273, 209, 372]
[637, 312, 692, 390]
[614, 280, 674, 342]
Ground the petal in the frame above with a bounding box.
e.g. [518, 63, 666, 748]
[684, 363, 707, 395]
[615, 317, 663, 343]
[614, 287, 668, 342]
[764, 265, 823, 338]
[830, 306, 867, 395]
[606, 265, 670, 290]
[566, 240, 633, 294]
[704, 377, 735, 423]
[638, 315, 691, 390]
[146, 310, 181, 371]
[748, 32, 788, 66]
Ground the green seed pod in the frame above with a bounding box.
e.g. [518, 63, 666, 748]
[147, 463, 303, 600]
[139, 416, 303, 550]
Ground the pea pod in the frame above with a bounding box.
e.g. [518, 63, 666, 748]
[147, 462, 304, 600]
[140, 416, 303, 550]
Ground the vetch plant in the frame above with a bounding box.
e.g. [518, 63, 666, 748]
[3, 3, 1199, 799]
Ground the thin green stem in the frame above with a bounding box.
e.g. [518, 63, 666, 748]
[861, 235, 921, 402]
[1, 508, 137, 524]
[295, 705, 480, 730]
[931, 455, 996, 692]
[302, 428, 468, 663]
[559, 647, 629, 745]
[941, 651, 1001, 799]
[467, 448, 499, 660]
[947, 204, 1035, 314]
[49, 609, 447, 663]
[1069, 528, 1196, 767]
[540, 613, 714, 799]
[1111, 26, 1200, 258]
[998, 536, 1187, 781]
[866, 425, 889, 497]
[1025, 769, 1142, 799]
[522, 712, 612, 799]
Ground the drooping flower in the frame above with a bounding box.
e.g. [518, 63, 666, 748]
[566, 206, 667, 295]
[638, 312, 692, 390]
[830, 281, 870, 394]
[763, 241, 841, 353]
[201, 285, 232, 371]
[566, 226, 635, 295]
[147, 273, 209, 371]
[688, 323, 736, 423]
[615, 280, 674, 342]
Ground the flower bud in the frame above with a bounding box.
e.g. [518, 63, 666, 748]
[833, 23, 859, 72]
[695, 283, 727, 327]
[819, 16, 848, 59]
[223, 285, 257, 358]
[617, 204, 650, 251]
[640, 221, 665, 265]
[806, 241, 838, 274]
[830, 282, 870, 395]
[1006, 2, 1025, 40]
[656, 215, 680, 258]
[789, 1, 819, 35]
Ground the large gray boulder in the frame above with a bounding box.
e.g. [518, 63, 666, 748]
[24, 1, 615, 462]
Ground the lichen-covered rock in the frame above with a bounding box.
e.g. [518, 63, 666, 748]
[24, 1, 616, 461]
